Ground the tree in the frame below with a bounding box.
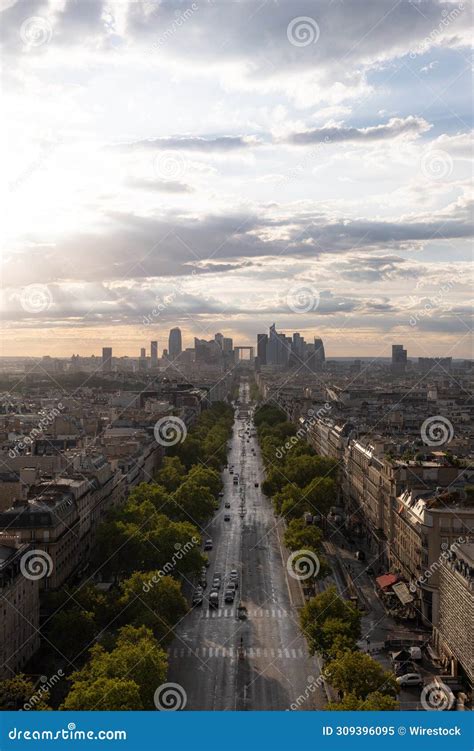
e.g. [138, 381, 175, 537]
[326, 651, 398, 699]
[171, 479, 215, 525]
[46, 608, 96, 661]
[326, 691, 399, 711]
[187, 465, 222, 496]
[119, 573, 187, 642]
[154, 456, 187, 492]
[0, 674, 50, 710]
[300, 587, 360, 656]
[62, 626, 167, 710]
[62, 677, 143, 710]
[284, 517, 323, 551]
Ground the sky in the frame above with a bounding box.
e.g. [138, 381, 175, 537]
[1, 0, 472, 359]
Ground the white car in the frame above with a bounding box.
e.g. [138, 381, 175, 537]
[396, 673, 423, 687]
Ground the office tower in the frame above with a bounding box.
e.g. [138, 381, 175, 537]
[392, 344, 407, 375]
[267, 324, 290, 366]
[140, 347, 146, 358]
[292, 333, 304, 359]
[102, 347, 112, 373]
[168, 328, 182, 359]
[139, 348, 147, 372]
[223, 337, 233, 353]
[257, 334, 268, 366]
[194, 337, 222, 364]
[215, 333, 224, 349]
[307, 337, 326, 373]
[150, 341, 158, 367]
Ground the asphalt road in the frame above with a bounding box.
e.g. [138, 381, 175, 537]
[167, 379, 325, 710]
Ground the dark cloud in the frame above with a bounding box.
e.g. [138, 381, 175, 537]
[286, 116, 430, 145]
[119, 136, 260, 152]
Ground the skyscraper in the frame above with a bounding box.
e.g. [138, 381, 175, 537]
[257, 333, 268, 365]
[150, 341, 158, 367]
[223, 337, 233, 353]
[307, 337, 326, 372]
[168, 327, 182, 359]
[215, 332, 224, 349]
[102, 347, 112, 373]
[392, 344, 407, 375]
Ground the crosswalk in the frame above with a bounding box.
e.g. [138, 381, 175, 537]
[168, 646, 307, 660]
[199, 608, 290, 620]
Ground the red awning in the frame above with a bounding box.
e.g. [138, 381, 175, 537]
[376, 573, 399, 590]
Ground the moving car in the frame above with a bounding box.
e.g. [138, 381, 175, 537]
[225, 501, 230, 508]
[396, 673, 423, 687]
[224, 514, 231, 521]
[254, 482, 259, 487]
[224, 589, 235, 603]
[209, 592, 219, 609]
[355, 550, 366, 561]
[204, 539, 213, 551]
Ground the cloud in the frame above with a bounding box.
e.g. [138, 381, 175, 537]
[119, 135, 262, 152]
[286, 116, 431, 145]
[126, 178, 193, 194]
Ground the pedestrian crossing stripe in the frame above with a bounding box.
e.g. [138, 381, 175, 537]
[168, 646, 306, 660]
[200, 608, 289, 619]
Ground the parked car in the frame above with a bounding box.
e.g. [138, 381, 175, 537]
[225, 501, 230, 508]
[254, 482, 259, 487]
[396, 673, 423, 687]
[204, 539, 213, 551]
[224, 514, 231, 521]
[224, 589, 235, 603]
[192, 589, 204, 606]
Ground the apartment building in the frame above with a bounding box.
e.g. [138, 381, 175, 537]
[0, 542, 41, 679]
[433, 543, 474, 688]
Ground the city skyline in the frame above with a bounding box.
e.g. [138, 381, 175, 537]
[1, 0, 472, 360]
